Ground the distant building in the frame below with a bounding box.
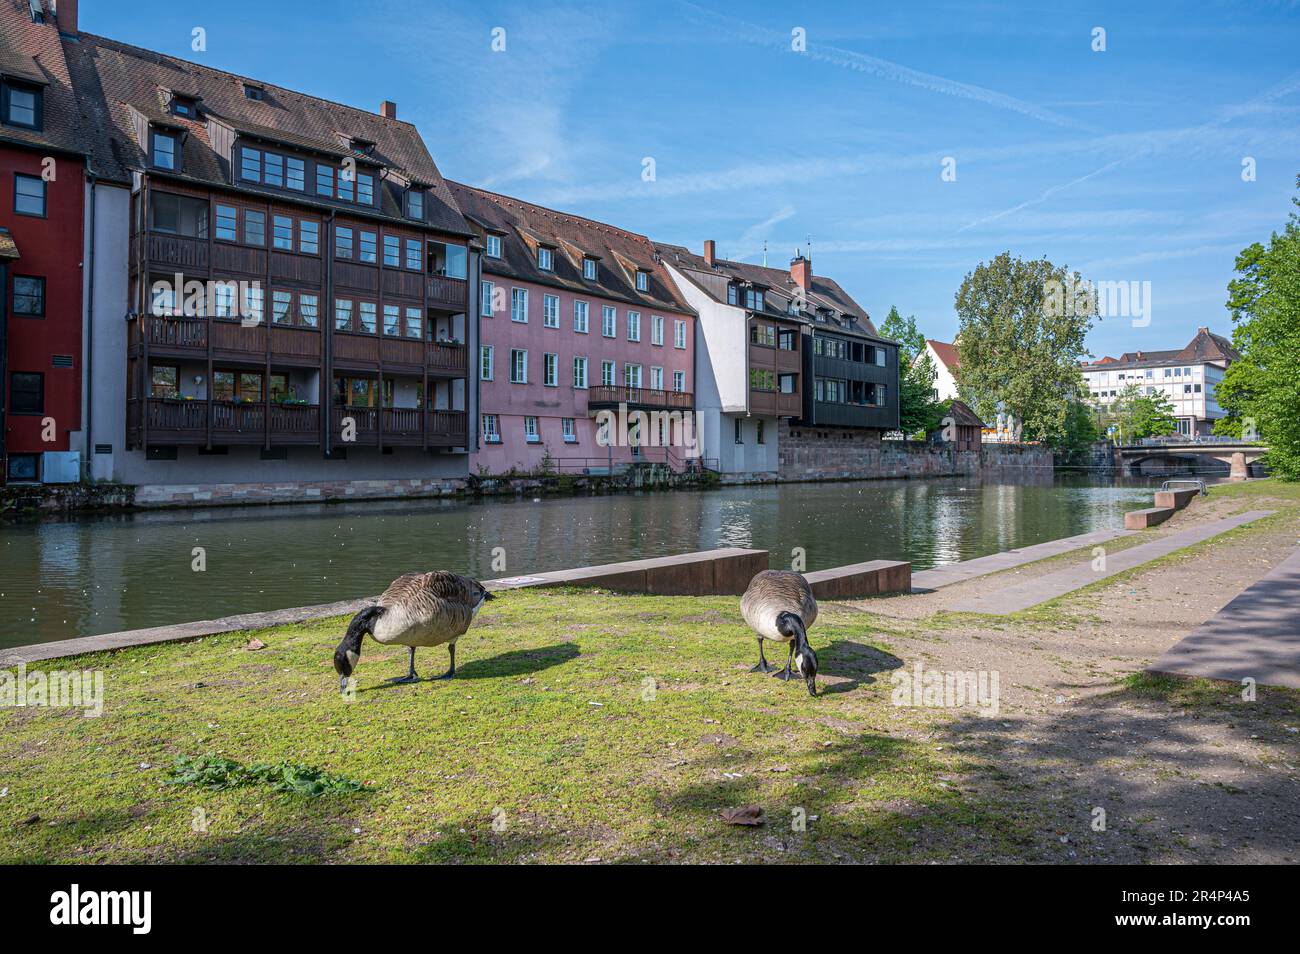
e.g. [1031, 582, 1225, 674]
[918, 339, 960, 402]
[1081, 327, 1240, 438]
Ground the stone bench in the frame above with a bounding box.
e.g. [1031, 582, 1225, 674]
[802, 560, 912, 598]
[1124, 506, 1175, 530]
[485, 547, 769, 597]
[1153, 488, 1199, 511]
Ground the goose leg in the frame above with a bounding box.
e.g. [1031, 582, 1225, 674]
[750, 639, 776, 673]
[430, 643, 456, 681]
[386, 646, 420, 684]
[774, 642, 795, 681]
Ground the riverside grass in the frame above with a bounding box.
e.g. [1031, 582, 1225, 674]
[3, 479, 1298, 864]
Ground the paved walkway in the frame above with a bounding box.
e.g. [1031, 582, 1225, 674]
[912, 528, 1134, 591]
[944, 510, 1275, 616]
[1149, 546, 1300, 689]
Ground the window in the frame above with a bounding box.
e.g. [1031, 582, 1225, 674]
[573, 356, 588, 389]
[543, 352, 558, 387]
[601, 360, 615, 386]
[273, 215, 294, 250]
[286, 157, 305, 191]
[151, 365, 180, 398]
[272, 290, 292, 324]
[583, 259, 598, 280]
[745, 288, 764, 311]
[734, 418, 743, 444]
[405, 307, 422, 340]
[358, 301, 377, 334]
[337, 169, 354, 202]
[383, 304, 401, 336]
[636, 271, 648, 291]
[571, 300, 589, 333]
[482, 414, 501, 443]
[405, 239, 422, 271]
[10, 371, 43, 413]
[300, 294, 318, 327]
[240, 147, 261, 181]
[563, 418, 577, 442]
[335, 298, 353, 331]
[756, 420, 766, 444]
[750, 369, 776, 391]
[481, 281, 495, 317]
[602, 306, 616, 338]
[406, 190, 424, 221]
[243, 285, 264, 324]
[151, 131, 177, 170]
[651, 315, 664, 346]
[299, 219, 319, 254]
[779, 373, 797, 394]
[13, 276, 45, 316]
[674, 319, 687, 349]
[543, 294, 560, 328]
[7, 453, 39, 481]
[359, 231, 378, 264]
[524, 417, 540, 442]
[537, 247, 553, 271]
[335, 226, 353, 259]
[486, 235, 502, 258]
[673, 370, 686, 392]
[244, 84, 265, 101]
[2, 81, 41, 129]
[875, 347, 887, 367]
[357, 173, 374, 206]
[650, 366, 664, 391]
[778, 329, 798, 351]
[212, 285, 236, 318]
[627, 311, 641, 342]
[14, 174, 45, 216]
[384, 235, 401, 267]
[751, 323, 776, 347]
[511, 287, 528, 323]
[149, 193, 209, 237]
[481, 345, 494, 380]
[243, 210, 265, 246]
[510, 349, 528, 383]
[316, 165, 334, 197]
[727, 285, 738, 306]
[624, 364, 642, 388]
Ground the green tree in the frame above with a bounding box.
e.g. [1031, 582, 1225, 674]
[1214, 177, 1300, 480]
[879, 305, 943, 438]
[1049, 399, 1102, 462]
[1108, 383, 1177, 441]
[953, 252, 1093, 442]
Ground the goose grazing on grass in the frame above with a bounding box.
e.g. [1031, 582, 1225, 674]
[333, 571, 494, 692]
[740, 570, 819, 697]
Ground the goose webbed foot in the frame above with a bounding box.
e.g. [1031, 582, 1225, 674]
[773, 665, 794, 681]
[751, 639, 775, 673]
[429, 644, 456, 680]
[387, 647, 419, 684]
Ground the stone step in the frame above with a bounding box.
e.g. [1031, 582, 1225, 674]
[1125, 506, 1175, 529]
[486, 548, 769, 597]
[1153, 488, 1199, 511]
[803, 560, 912, 598]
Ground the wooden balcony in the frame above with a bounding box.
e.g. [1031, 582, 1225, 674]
[750, 343, 802, 373]
[127, 398, 321, 448]
[427, 275, 467, 311]
[749, 390, 802, 417]
[330, 406, 467, 448]
[587, 385, 694, 411]
[427, 342, 467, 376]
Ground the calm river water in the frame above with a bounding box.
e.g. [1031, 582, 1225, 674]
[0, 475, 1155, 648]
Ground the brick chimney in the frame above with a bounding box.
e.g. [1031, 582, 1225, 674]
[53, 0, 78, 35]
[703, 239, 716, 267]
[791, 253, 811, 290]
[380, 100, 398, 119]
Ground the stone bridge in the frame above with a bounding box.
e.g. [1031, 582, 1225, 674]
[1115, 440, 1267, 479]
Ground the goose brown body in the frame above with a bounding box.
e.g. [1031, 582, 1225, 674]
[371, 571, 486, 648]
[740, 570, 818, 641]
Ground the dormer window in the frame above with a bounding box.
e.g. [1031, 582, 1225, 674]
[170, 95, 198, 118]
[485, 235, 502, 258]
[1, 80, 41, 130]
[406, 188, 425, 221]
[537, 247, 553, 271]
[744, 288, 763, 311]
[583, 258, 598, 281]
[635, 270, 649, 292]
[243, 84, 265, 101]
[727, 284, 738, 306]
[151, 130, 178, 171]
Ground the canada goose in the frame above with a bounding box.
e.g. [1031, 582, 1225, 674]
[739, 570, 819, 697]
[333, 571, 494, 692]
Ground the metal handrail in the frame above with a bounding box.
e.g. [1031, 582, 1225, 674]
[1161, 478, 1207, 496]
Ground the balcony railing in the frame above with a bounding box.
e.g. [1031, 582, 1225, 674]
[330, 406, 468, 448]
[587, 385, 694, 410]
[128, 398, 321, 447]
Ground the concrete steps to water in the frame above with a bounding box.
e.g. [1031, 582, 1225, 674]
[1125, 506, 1175, 529]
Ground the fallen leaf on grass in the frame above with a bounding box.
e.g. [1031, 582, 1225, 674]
[721, 806, 764, 826]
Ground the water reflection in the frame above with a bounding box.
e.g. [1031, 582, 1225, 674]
[0, 474, 1155, 647]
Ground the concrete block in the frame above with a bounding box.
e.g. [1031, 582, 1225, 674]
[1125, 506, 1175, 530]
[1153, 488, 1198, 511]
[803, 560, 912, 599]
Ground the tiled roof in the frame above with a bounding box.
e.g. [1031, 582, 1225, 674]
[0, 0, 86, 159]
[0, 226, 20, 261]
[947, 399, 984, 428]
[61, 32, 468, 234]
[655, 243, 880, 340]
[448, 182, 695, 315]
[1082, 327, 1240, 371]
[926, 339, 960, 371]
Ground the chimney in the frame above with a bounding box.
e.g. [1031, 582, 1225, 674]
[1197, 326, 1209, 335]
[52, 0, 78, 35]
[791, 253, 811, 291]
[703, 239, 716, 267]
[380, 100, 398, 120]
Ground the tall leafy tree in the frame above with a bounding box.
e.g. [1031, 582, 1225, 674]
[953, 252, 1093, 442]
[879, 305, 943, 437]
[1108, 383, 1177, 441]
[1214, 177, 1300, 480]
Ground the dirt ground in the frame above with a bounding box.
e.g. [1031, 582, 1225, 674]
[846, 487, 1300, 863]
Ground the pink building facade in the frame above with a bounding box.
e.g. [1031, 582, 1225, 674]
[449, 183, 696, 475]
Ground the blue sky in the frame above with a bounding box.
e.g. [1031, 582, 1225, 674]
[85, 1, 1300, 357]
